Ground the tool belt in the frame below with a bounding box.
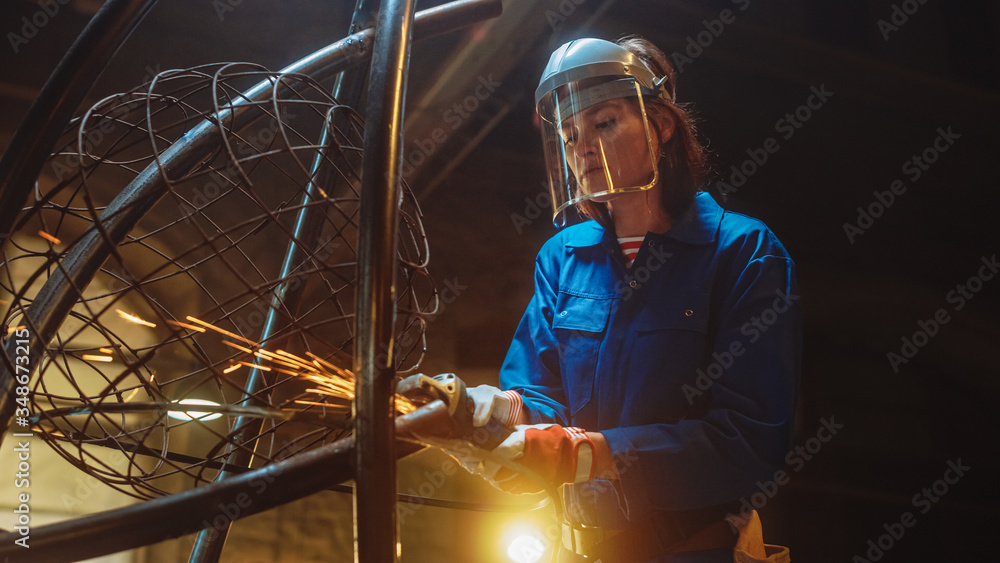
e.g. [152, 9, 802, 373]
[561, 503, 739, 561]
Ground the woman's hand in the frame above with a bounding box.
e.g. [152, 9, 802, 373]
[466, 385, 524, 428]
[481, 424, 595, 494]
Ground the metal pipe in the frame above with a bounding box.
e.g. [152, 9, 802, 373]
[0, 401, 450, 563]
[353, 0, 415, 560]
[0, 0, 503, 442]
[0, 0, 158, 252]
[186, 2, 383, 560]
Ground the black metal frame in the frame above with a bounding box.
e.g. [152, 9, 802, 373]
[0, 0, 502, 561]
[354, 0, 416, 560]
[0, 401, 451, 562]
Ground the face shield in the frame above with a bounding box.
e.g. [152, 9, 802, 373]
[537, 78, 660, 226]
[534, 39, 672, 227]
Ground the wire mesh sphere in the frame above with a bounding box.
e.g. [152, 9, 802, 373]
[0, 63, 438, 499]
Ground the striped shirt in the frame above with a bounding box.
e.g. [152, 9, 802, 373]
[617, 236, 645, 267]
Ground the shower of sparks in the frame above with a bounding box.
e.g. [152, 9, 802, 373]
[38, 230, 61, 245]
[184, 316, 417, 415]
[116, 309, 156, 328]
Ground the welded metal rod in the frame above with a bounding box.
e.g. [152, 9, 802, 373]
[353, 0, 416, 560]
[0, 401, 450, 563]
[0, 0, 158, 252]
[0, 0, 503, 442]
[186, 2, 382, 561]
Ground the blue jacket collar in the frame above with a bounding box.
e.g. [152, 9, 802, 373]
[564, 191, 722, 247]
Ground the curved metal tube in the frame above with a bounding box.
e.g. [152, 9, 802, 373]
[354, 0, 416, 560]
[0, 0, 158, 251]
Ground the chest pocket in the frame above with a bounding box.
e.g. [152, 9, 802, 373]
[636, 290, 711, 333]
[552, 291, 611, 416]
[631, 291, 713, 417]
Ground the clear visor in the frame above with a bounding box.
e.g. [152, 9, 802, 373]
[538, 78, 660, 227]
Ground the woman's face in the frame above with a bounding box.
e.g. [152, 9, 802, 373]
[560, 98, 657, 199]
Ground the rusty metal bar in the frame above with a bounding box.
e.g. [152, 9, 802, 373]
[353, 0, 416, 560]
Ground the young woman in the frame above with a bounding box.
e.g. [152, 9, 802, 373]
[467, 36, 800, 563]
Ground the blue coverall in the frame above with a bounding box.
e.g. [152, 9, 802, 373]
[499, 191, 802, 562]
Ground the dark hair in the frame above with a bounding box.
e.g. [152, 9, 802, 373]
[575, 35, 707, 226]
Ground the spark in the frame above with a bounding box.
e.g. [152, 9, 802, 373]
[38, 230, 61, 245]
[82, 354, 113, 363]
[99, 347, 114, 354]
[167, 319, 206, 333]
[185, 316, 258, 346]
[116, 309, 156, 328]
[5, 325, 26, 336]
[294, 399, 347, 408]
[222, 364, 241, 374]
[238, 361, 271, 372]
[221, 340, 254, 355]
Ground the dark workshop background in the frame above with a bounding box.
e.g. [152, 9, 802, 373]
[1, 0, 997, 561]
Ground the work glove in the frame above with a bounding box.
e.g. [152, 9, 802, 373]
[481, 423, 595, 494]
[466, 385, 522, 428]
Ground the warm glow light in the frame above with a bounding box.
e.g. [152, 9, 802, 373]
[99, 347, 114, 354]
[222, 363, 241, 374]
[167, 399, 223, 421]
[116, 309, 156, 328]
[507, 535, 546, 563]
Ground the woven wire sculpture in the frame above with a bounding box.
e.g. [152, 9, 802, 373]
[0, 64, 438, 499]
